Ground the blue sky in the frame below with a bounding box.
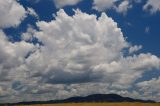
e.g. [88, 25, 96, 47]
[0, 0, 160, 103]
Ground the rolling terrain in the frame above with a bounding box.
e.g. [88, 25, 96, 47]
[19, 103, 160, 106]
[2, 94, 158, 106]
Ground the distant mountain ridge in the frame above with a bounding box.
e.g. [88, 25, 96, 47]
[2, 94, 155, 105]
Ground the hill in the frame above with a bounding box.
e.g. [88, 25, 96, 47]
[2, 94, 156, 105]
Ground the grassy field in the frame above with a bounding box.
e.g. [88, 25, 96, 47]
[19, 103, 160, 106]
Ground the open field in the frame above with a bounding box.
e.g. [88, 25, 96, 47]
[19, 103, 160, 106]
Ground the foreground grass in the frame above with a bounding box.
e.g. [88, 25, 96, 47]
[19, 102, 160, 106]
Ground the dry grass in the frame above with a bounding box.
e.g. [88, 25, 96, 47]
[19, 102, 160, 106]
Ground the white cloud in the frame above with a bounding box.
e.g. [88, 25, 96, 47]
[0, 0, 26, 28]
[25, 9, 159, 101]
[143, 0, 160, 14]
[115, 0, 132, 15]
[93, 0, 117, 11]
[0, 9, 160, 103]
[22, 25, 36, 41]
[137, 77, 160, 93]
[129, 45, 142, 54]
[27, 7, 39, 19]
[53, 0, 82, 8]
[92, 0, 132, 14]
[137, 77, 160, 101]
[24, 9, 160, 88]
[0, 30, 36, 81]
[29, 9, 129, 84]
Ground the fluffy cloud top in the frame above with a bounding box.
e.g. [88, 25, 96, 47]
[0, 0, 26, 28]
[93, 0, 117, 11]
[0, 30, 35, 76]
[143, 0, 160, 14]
[31, 9, 159, 86]
[27, 9, 128, 84]
[53, 0, 82, 8]
[92, 0, 132, 14]
[0, 8, 160, 103]
[115, 0, 132, 15]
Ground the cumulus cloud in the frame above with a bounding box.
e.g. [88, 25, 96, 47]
[0, 9, 160, 103]
[0, 30, 36, 80]
[0, 0, 26, 28]
[93, 0, 117, 11]
[129, 45, 142, 54]
[53, 0, 82, 8]
[115, 0, 132, 15]
[92, 0, 132, 14]
[0, 31, 34, 67]
[29, 9, 129, 84]
[0, 29, 37, 103]
[18, 9, 160, 96]
[137, 77, 160, 93]
[137, 77, 160, 101]
[143, 0, 160, 14]
[31, 9, 160, 86]
[22, 25, 37, 41]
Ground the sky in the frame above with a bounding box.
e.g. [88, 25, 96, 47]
[0, 0, 160, 103]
